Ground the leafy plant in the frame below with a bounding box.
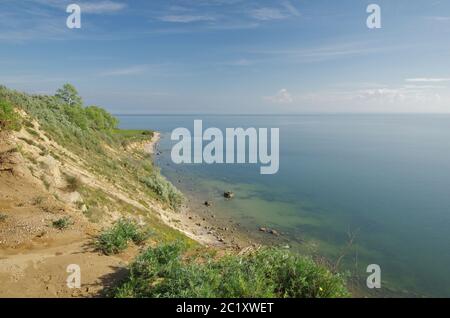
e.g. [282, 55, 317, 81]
[52, 217, 72, 230]
[113, 243, 350, 298]
[139, 174, 183, 209]
[0, 98, 21, 131]
[96, 219, 151, 255]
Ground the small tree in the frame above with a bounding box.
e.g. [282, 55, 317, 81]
[55, 84, 83, 106]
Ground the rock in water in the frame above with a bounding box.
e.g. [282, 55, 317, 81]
[224, 191, 235, 199]
[269, 229, 280, 236]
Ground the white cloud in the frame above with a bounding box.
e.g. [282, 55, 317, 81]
[298, 85, 445, 106]
[251, 8, 287, 21]
[249, 41, 398, 63]
[159, 15, 216, 23]
[264, 89, 293, 103]
[405, 78, 450, 83]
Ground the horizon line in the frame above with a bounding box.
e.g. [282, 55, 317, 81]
[113, 112, 450, 116]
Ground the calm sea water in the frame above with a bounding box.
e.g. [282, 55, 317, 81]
[118, 114, 450, 297]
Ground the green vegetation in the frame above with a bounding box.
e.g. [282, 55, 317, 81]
[96, 219, 151, 255]
[0, 84, 183, 208]
[113, 242, 349, 298]
[139, 174, 183, 209]
[25, 127, 39, 136]
[0, 98, 21, 131]
[55, 84, 83, 107]
[114, 129, 154, 149]
[52, 217, 72, 230]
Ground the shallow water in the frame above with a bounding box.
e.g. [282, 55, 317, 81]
[118, 114, 450, 297]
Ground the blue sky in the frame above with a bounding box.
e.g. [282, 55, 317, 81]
[1, 0, 450, 113]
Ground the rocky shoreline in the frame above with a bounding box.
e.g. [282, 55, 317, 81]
[144, 133, 284, 251]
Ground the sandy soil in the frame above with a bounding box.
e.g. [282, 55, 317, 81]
[0, 139, 131, 297]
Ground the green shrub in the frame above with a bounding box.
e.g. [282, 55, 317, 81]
[52, 217, 72, 230]
[113, 243, 350, 298]
[85, 106, 118, 130]
[0, 99, 21, 131]
[139, 174, 183, 209]
[96, 219, 151, 255]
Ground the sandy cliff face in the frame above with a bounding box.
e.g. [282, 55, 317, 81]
[0, 118, 136, 297]
[0, 107, 248, 297]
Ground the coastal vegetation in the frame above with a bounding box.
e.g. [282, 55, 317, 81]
[0, 84, 181, 209]
[0, 98, 22, 131]
[113, 242, 349, 298]
[0, 84, 350, 298]
[96, 219, 151, 255]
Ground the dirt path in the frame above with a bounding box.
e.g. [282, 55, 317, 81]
[0, 240, 132, 298]
[0, 134, 134, 298]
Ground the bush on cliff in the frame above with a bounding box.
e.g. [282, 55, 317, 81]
[96, 219, 151, 255]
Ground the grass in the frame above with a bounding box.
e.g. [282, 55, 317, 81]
[114, 129, 154, 148]
[96, 219, 152, 255]
[64, 174, 81, 192]
[113, 242, 350, 298]
[113, 129, 154, 139]
[52, 217, 72, 230]
[0, 214, 8, 223]
[0, 98, 21, 131]
[18, 137, 36, 146]
[25, 127, 39, 137]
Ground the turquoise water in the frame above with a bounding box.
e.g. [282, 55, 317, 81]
[118, 114, 450, 297]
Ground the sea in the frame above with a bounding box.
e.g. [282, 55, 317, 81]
[118, 114, 450, 297]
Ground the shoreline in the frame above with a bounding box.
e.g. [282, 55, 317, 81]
[144, 132, 257, 251]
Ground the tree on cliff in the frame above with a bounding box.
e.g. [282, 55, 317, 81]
[55, 83, 83, 107]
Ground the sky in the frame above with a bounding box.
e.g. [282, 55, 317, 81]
[1, 0, 450, 114]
